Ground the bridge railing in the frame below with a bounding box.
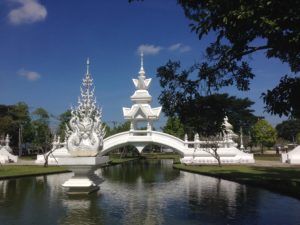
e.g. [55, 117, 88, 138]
[128, 129, 151, 136]
[103, 130, 238, 152]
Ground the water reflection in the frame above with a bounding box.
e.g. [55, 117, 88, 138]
[60, 195, 105, 225]
[0, 160, 300, 225]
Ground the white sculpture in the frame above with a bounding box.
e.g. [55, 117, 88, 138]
[0, 134, 18, 164]
[281, 145, 300, 164]
[66, 58, 106, 156]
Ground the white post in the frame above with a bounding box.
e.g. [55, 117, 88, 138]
[240, 127, 245, 151]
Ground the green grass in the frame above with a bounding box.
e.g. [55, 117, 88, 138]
[109, 157, 139, 164]
[174, 163, 300, 199]
[108, 154, 140, 165]
[0, 165, 69, 179]
[108, 152, 181, 165]
[142, 153, 180, 159]
[254, 154, 281, 161]
[20, 155, 37, 160]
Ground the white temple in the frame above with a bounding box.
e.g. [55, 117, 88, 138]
[123, 52, 162, 131]
[180, 116, 255, 165]
[281, 145, 300, 164]
[0, 134, 18, 164]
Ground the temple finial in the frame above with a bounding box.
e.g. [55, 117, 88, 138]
[139, 51, 145, 76]
[86, 58, 90, 75]
[141, 51, 144, 69]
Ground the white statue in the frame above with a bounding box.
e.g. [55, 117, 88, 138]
[66, 59, 106, 156]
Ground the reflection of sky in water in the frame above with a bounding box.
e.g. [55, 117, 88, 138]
[0, 160, 300, 225]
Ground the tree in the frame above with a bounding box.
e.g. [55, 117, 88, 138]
[296, 133, 300, 145]
[0, 102, 33, 152]
[31, 107, 51, 153]
[131, 0, 300, 118]
[56, 110, 72, 141]
[106, 121, 131, 137]
[177, 0, 300, 118]
[276, 119, 300, 143]
[201, 135, 222, 167]
[263, 76, 300, 118]
[162, 117, 185, 139]
[251, 119, 277, 153]
[157, 61, 257, 136]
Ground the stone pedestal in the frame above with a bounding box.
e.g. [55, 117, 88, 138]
[59, 156, 109, 194]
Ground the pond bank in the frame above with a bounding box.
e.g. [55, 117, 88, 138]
[0, 165, 69, 180]
[0, 156, 139, 180]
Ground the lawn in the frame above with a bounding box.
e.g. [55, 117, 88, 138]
[0, 165, 69, 179]
[254, 154, 281, 161]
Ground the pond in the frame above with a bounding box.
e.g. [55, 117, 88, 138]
[0, 160, 300, 225]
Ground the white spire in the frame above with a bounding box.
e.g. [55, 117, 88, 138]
[5, 134, 9, 146]
[139, 51, 145, 76]
[240, 127, 245, 150]
[86, 58, 90, 75]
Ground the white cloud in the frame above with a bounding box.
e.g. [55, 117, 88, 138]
[168, 43, 182, 51]
[8, 0, 47, 25]
[168, 43, 191, 53]
[179, 45, 191, 53]
[137, 44, 163, 55]
[18, 69, 41, 81]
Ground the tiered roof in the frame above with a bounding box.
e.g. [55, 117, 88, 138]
[123, 53, 162, 121]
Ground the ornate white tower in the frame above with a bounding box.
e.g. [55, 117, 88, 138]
[122, 53, 162, 131]
[65, 58, 106, 156]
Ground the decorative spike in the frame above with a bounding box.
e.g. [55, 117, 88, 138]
[5, 134, 10, 146]
[139, 51, 145, 76]
[141, 51, 144, 69]
[86, 58, 90, 75]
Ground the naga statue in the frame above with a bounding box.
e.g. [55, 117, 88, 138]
[65, 59, 106, 156]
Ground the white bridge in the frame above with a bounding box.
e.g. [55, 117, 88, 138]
[101, 130, 254, 164]
[102, 130, 187, 156]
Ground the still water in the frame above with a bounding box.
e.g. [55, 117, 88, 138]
[0, 160, 300, 225]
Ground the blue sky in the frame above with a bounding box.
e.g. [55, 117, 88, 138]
[0, 0, 290, 130]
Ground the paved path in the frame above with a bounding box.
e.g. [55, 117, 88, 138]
[253, 160, 297, 167]
[10, 160, 39, 166]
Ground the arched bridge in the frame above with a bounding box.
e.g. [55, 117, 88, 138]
[100, 130, 188, 156]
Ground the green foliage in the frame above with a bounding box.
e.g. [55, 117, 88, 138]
[30, 107, 51, 153]
[157, 61, 257, 135]
[131, 0, 300, 118]
[276, 119, 300, 142]
[251, 119, 277, 151]
[32, 107, 49, 123]
[56, 110, 72, 141]
[106, 121, 131, 137]
[263, 76, 300, 118]
[180, 0, 300, 118]
[162, 117, 185, 139]
[296, 133, 300, 145]
[0, 102, 33, 148]
[136, 0, 299, 118]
